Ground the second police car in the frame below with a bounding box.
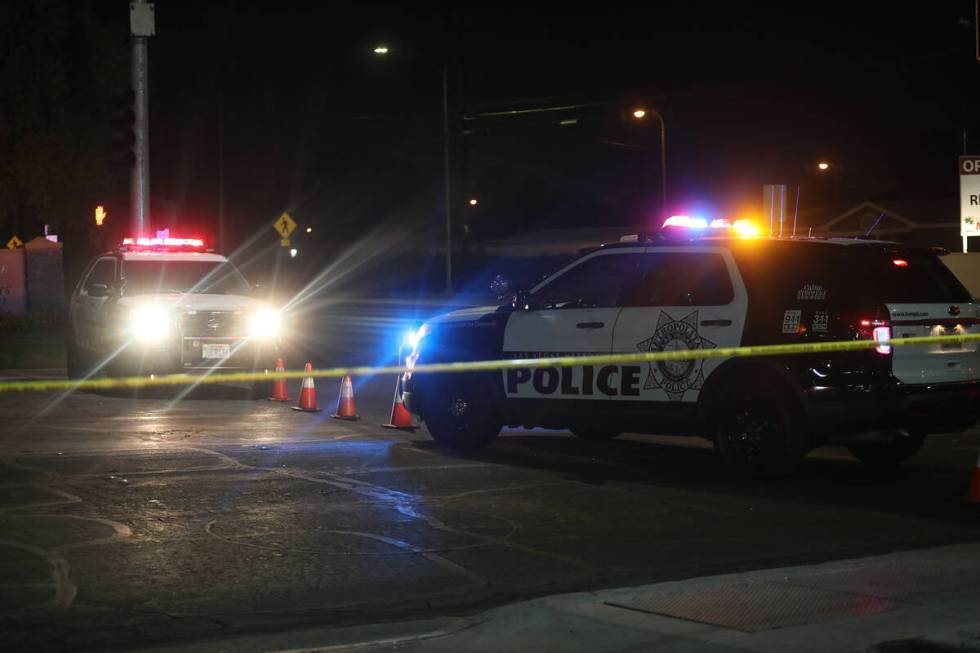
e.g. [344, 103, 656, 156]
[403, 218, 980, 476]
[66, 236, 283, 396]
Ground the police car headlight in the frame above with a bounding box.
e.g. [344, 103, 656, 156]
[249, 309, 281, 339]
[129, 306, 171, 343]
[405, 324, 430, 369]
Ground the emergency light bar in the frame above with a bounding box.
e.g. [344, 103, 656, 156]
[121, 237, 205, 248]
[661, 216, 759, 239]
[663, 215, 708, 229]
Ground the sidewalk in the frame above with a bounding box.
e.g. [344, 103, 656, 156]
[145, 541, 980, 653]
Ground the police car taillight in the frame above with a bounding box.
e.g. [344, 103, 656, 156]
[855, 317, 892, 355]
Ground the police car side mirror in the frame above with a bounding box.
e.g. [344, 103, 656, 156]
[489, 274, 510, 296]
[87, 283, 112, 298]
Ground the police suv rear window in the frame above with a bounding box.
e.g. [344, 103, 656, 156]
[861, 256, 971, 304]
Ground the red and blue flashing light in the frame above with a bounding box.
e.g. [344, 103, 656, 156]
[121, 236, 206, 249]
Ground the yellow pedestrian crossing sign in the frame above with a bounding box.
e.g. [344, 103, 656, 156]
[273, 212, 297, 239]
[6, 235, 23, 249]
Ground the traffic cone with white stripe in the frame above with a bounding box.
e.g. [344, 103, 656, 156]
[291, 362, 321, 412]
[331, 375, 359, 421]
[965, 449, 980, 504]
[268, 358, 290, 402]
[382, 375, 416, 431]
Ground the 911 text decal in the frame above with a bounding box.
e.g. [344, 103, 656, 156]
[506, 366, 643, 397]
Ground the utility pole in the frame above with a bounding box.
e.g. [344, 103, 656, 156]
[130, 1, 155, 237]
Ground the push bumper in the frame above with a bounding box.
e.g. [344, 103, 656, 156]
[118, 337, 279, 375]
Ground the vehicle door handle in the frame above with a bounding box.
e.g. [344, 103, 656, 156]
[700, 319, 732, 327]
[576, 321, 605, 329]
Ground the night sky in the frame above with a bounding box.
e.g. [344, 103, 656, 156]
[10, 1, 980, 253]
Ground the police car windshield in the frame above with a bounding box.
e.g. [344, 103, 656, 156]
[121, 260, 251, 296]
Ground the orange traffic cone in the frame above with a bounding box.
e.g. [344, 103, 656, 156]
[965, 449, 980, 504]
[331, 375, 359, 421]
[292, 362, 321, 412]
[268, 358, 290, 402]
[382, 376, 416, 431]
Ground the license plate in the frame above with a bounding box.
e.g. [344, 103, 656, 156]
[202, 343, 231, 359]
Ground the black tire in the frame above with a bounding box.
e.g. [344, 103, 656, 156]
[65, 336, 88, 380]
[423, 374, 502, 452]
[250, 378, 274, 400]
[712, 378, 808, 477]
[571, 428, 622, 441]
[847, 432, 926, 467]
[65, 324, 93, 381]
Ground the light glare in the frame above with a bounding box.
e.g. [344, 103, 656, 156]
[249, 309, 281, 339]
[129, 306, 171, 343]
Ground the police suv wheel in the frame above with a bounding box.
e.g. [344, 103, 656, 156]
[65, 336, 89, 380]
[847, 432, 926, 467]
[713, 382, 807, 477]
[424, 375, 501, 452]
[250, 379, 274, 400]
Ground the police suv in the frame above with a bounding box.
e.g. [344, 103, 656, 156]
[66, 237, 282, 394]
[403, 221, 980, 476]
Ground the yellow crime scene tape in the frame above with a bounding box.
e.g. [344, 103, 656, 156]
[1, 333, 979, 394]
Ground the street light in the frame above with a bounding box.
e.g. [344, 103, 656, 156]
[631, 107, 668, 221]
[814, 160, 842, 203]
[305, 226, 312, 233]
[468, 198, 478, 206]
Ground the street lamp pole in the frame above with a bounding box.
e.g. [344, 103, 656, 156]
[632, 107, 667, 220]
[442, 64, 453, 294]
[652, 110, 667, 221]
[129, 0, 155, 237]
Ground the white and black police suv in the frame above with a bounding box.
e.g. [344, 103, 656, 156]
[66, 236, 282, 396]
[403, 220, 980, 476]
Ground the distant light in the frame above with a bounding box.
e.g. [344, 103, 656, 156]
[95, 205, 106, 226]
[289, 248, 298, 258]
[817, 161, 830, 171]
[663, 215, 707, 229]
[468, 198, 478, 206]
[632, 108, 647, 119]
[305, 227, 312, 233]
[373, 45, 389, 55]
[892, 258, 909, 267]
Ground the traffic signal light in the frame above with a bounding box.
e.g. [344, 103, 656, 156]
[109, 89, 136, 168]
[95, 205, 106, 226]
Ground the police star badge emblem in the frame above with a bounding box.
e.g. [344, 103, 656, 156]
[635, 310, 716, 401]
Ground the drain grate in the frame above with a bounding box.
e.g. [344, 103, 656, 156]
[606, 581, 903, 633]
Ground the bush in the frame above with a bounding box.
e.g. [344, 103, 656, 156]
[0, 312, 65, 335]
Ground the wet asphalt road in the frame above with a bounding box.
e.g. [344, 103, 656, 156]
[2, 369, 980, 652]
